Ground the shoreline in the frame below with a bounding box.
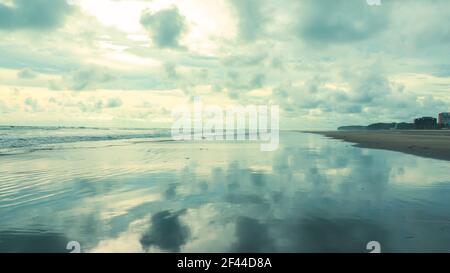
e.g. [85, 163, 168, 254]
[305, 130, 450, 161]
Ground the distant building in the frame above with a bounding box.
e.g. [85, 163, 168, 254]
[414, 117, 437, 129]
[438, 112, 450, 128]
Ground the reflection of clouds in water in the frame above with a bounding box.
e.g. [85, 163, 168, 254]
[159, 138, 398, 252]
[182, 205, 235, 252]
[89, 218, 148, 253]
[4, 132, 450, 252]
[175, 135, 409, 252]
[272, 143, 392, 212]
[0, 229, 69, 253]
[231, 217, 275, 253]
[91, 205, 236, 253]
[66, 135, 450, 252]
[140, 210, 190, 253]
[164, 183, 178, 200]
[225, 193, 267, 205]
[225, 161, 243, 191]
[91, 210, 191, 253]
[83, 134, 450, 253]
[278, 218, 389, 253]
[250, 172, 266, 187]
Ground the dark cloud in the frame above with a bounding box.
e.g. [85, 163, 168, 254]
[297, 0, 389, 44]
[230, 0, 267, 41]
[219, 69, 267, 96]
[0, 0, 73, 31]
[393, 1, 450, 57]
[350, 70, 391, 104]
[140, 7, 186, 48]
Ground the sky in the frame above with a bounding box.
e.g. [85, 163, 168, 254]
[0, 0, 449, 129]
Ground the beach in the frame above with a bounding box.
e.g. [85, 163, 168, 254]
[1, 128, 450, 252]
[310, 130, 450, 161]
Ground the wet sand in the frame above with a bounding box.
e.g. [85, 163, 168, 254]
[2, 131, 450, 252]
[308, 130, 450, 161]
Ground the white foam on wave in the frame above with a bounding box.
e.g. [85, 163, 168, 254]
[0, 126, 171, 155]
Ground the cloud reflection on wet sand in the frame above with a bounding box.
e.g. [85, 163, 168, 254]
[1, 132, 450, 252]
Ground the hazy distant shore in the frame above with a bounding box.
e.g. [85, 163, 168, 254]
[306, 130, 450, 161]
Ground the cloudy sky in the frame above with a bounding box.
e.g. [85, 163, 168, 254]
[0, 0, 449, 129]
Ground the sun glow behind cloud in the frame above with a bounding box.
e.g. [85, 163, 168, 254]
[78, 0, 148, 33]
[78, 0, 236, 54]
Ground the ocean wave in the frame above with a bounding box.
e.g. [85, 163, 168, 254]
[0, 126, 171, 154]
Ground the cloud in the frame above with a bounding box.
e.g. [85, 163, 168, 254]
[250, 73, 265, 89]
[229, 0, 267, 41]
[60, 66, 116, 91]
[0, 0, 74, 31]
[17, 68, 37, 79]
[74, 96, 122, 113]
[140, 7, 186, 48]
[164, 62, 178, 80]
[297, 0, 389, 44]
[273, 63, 450, 125]
[222, 52, 267, 67]
[106, 98, 122, 108]
[349, 68, 392, 104]
[77, 99, 104, 113]
[24, 97, 41, 112]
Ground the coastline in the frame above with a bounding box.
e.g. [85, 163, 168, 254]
[305, 130, 450, 161]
